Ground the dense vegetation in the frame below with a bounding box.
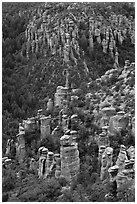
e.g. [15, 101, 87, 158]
[3, 2, 43, 152]
[2, 159, 135, 202]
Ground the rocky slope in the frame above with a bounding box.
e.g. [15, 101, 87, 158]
[2, 2, 135, 202]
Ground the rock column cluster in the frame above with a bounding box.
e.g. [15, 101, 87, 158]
[106, 145, 135, 198]
[24, 3, 135, 64]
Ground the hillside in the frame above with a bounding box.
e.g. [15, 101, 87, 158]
[2, 2, 135, 202]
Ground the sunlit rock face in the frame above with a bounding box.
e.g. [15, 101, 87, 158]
[38, 147, 48, 178]
[54, 86, 68, 109]
[108, 112, 129, 135]
[46, 98, 54, 112]
[23, 117, 37, 133]
[116, 145, 128, 171]
[40, 115, 51, 139]
[5, 139, 15, 157]
[100, 147, 113, 181]
[16, 132, 26, 164]
[44, 151, 54, 179]
[127, 146, 135, 160]
[60, 134, 80, 182]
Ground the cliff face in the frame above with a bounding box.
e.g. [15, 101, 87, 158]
[2, 2, 134, 152]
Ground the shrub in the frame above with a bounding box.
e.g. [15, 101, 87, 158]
[89, 181, 108, 201]
[18, 177, 61, 202]
[58, 175, 68, 187]
[117, 181, 135, 202]
[2, 169, 17, 192]
[2, 192, 9, 202]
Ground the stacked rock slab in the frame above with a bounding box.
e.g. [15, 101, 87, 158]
[100, 147, 113, 181]
[60, 134, 80, 183]
[70, 130, 77, 145]
[100, 106, 116, 128]
[127, 146, 135, 159]
[105, 147, 113, 168]
[116, 112, 129, 130]
[108, 111, 129, 135]
[98, 145, 106, 164]
[110, 159, 135, 189]
[121, 159, 135, 180]
[108, 165, 119, 182]
[44, 151, 54, 178]
[98, 132, 110, 147]
[54, 86, 68, 109]
[116, 145, 128, 171]
[62, 114, 69, 132]
[3, 158, 12, 169]
[98, 126, 110, 146]
[100, 153, 108, 181]
[40, 115, 51, 139]
[102, 126, 109, 135]
[5, 139, 14, 156]
[107, 148, 135, 191]
[54, 154, 61, 179]
[107, 165, 119, 198]
[46, 98, 54, 112]
[22, 117, 36, 133]
[38, 147, 48, 178]
[98, 125, 112, 180]
[116, 158, 135, 189]
[116, 172, 128, 188]
[37, 109, 43, 118]
[16, 129, 26, 164]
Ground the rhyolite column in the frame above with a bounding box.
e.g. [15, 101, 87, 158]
[38, 147, 48, 178]
[60, 134, 80, 183]
[44, 151, 54, 178]
[40, 116, 51, 139]
[16, 131, 26, 164]
[116, 145, 128, 171]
